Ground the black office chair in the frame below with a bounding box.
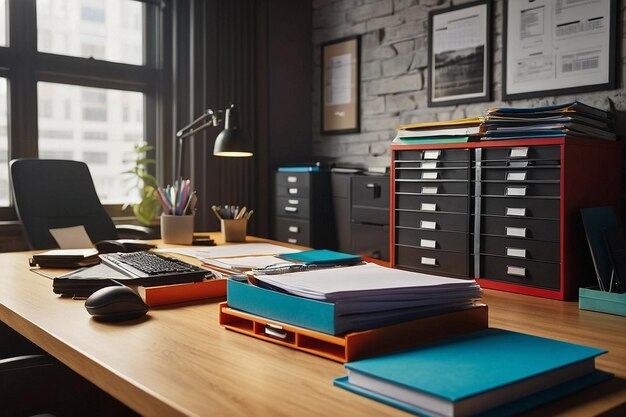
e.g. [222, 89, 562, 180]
[10, 159, 154, 250]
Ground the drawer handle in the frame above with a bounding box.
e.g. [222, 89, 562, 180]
[420, 220, 437, 230]
[421, 161, 438, 169]
[506, 207, 527, 217]
[508, 161, 529, 168]
[422, 186, 438, 194]
[423, 150, 441, 160]
[420, 203, 437, 212]
[509, 147, 529, 158]
[287, 238, 297, 244]
[288, 199, 299, 205]
[288, 226, 299, 233]
[287, 176, 298, 183]
[421, 257, 438, 266]
[265, 323, 288, 340]
[422, 172, 438, 180]
[506, 247, 527, 258]
[288, 188, 298, 195]
[507, 265, 526, 277]
[506, 172, 527, 181]
[505, 186, 527, 196]
[506, 227, 527, 238]
[420, 239, 437, 249]
[365, 183, 382, 199]
[284, 206, 298, 213]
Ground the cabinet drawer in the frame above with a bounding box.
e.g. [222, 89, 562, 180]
[396, 210, 469, 232]
[276, 172, 310, 187]
[396, 228, 468, 253]
[274, 217, 310, 245]
[480, 236, 560, 262]
[395, 245, 468, 276]
[395, 167, 469, 181]
[351, 175, 389, 209]
[479, 255, 560, 290]
[396, 149, 470, 162]
[480, 196, 560, 219]
[480, 182, 560, 197]
[480, 216, 560, 242]
[396, 194, 470, 214]
[275, 197, 310, 219]
[480, 145, 561, 162]
[352, 207, 389, 225]
[275, 183, 309, 198]
[396, 181, 469, 195]
[480, 167, 560, 182]
[351, 223, 389, 261]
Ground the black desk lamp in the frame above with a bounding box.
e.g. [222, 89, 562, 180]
[175, 104, 253, 180]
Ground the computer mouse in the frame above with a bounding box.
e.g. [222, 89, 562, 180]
[95, 240, 127, 254]
[84, 285, 149, 322]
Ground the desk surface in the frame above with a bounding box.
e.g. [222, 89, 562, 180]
[1, 234, 625, 417]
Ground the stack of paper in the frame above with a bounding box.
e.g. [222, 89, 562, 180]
[392, 117, 484, 145]
[255, 263, 481, 316]
[482, 101, 615, 141]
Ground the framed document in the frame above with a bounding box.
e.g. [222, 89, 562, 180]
[503, 0, 616, 100]
[321, 36, 360, 134]
[428, 1, 492, 107]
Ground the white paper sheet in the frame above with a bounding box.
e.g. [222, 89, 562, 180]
[49, 225, 94, 249]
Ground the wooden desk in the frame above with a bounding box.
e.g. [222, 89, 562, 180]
[1, 234, 625, 416]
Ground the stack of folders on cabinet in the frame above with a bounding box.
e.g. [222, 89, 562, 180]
[221, 252, 488, 362]
[392, 117, 484, 145]
[482, 101, 616, 141]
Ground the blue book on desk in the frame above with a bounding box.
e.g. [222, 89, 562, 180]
[277, 249, 361, 266]
[334, 328, 611, 417]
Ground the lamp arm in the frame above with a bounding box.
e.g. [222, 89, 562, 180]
[175, 108, 222, 181]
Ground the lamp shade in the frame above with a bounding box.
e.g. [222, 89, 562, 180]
[213, 105, 253, 157]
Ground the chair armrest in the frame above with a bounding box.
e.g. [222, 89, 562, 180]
[0, 354, 56, 372]
[115, 224, 159, 239]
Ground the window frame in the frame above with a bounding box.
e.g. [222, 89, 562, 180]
[0, 0, 167, 221]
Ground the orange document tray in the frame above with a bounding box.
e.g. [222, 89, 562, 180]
[219, 302, 488, 363]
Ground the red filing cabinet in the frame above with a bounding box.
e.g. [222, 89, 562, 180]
[390, 137, 622, 300]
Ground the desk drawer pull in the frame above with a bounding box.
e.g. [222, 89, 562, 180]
[506, 186, 527, 196]
[284, 206, 298, 213]
[421, 257, 438, 266]
[507, 265, 526, 277]
[506, 172, 527, 181]
[508, 161, 529, 168]
[288, 199, 299, 205]
[265, 324, 288, 340]
[421, 161, 438, 169]
[509, 147, 529, 158]
[288, 188, 298, 195]
[506, 247, 527, 258]
[506, 227, 527, 238]
[288, 226, 299, 233]
[423, 150, 441, 160]
[506, 207, 526, 217]
[420, 220, 437, 230]
[420, 203, 437, 212]
[422, 186, 438, 194]
[420, 239, 437, 249]
[287, 238, 297, 244]
[422, 172, 438, 180]
[287, 176, 298, 183]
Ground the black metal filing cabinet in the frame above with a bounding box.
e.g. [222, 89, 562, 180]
[273, 171, 336, 249]
[351, 175, 390, 261]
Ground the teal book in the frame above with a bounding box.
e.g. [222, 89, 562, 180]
[334, 328, 611, 417]
[277, 249, 361, 266]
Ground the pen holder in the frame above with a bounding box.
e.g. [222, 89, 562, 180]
[161, 214, 194, 245]
[221, 218, 247, 242]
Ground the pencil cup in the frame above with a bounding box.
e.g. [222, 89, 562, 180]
[221, 218, 247, 242]
[161, 214, 194, 245]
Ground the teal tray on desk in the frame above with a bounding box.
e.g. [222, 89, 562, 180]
[579, 287, 626, 317]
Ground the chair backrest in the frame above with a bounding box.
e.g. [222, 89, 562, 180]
[10, 159, 119, 250]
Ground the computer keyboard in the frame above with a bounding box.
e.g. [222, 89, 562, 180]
[100, 251, 211, 280]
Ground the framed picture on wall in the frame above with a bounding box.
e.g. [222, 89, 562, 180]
[503, 0, 616, 100]
[427, 1, 492, 107]
[321, 36, 360, 134]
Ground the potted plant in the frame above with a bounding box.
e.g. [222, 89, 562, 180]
[124, 142, 161, 225]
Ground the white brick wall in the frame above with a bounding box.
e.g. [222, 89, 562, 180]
[312, 0, 626, 167]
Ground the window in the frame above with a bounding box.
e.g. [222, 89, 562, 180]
[0, 1, 164, 218]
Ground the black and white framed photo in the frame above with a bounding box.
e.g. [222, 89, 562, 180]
[321, 36, 360, 134]
[503, 0, 616, 100]
[428, 1, 492, 107]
